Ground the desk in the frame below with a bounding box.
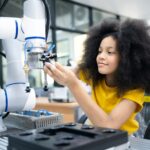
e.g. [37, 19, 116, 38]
[34, 97, 82, 123]
[129, 137, 150, 150]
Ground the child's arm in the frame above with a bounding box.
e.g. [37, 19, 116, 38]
[44, 62, 137, 129]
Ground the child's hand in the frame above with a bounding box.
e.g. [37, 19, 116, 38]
[44, 62, 78, 87]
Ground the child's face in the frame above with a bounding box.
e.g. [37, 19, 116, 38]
[96, 36, 120, 77]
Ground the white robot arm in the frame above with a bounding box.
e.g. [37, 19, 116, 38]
[0, 0, 49, 132]
[0, 17, 23, 39]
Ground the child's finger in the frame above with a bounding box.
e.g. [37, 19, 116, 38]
[44, 65, 53, 76]
[55, 62, 65, 72]
[45, 62, 56, 71]
[45, 62, 64, 79]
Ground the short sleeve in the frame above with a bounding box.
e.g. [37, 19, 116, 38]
[123, 89, 145, 112]
[78, 70, 92, 86]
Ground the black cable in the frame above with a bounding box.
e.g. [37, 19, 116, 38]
[0, 0, 9, 13]
[42, 0, 50, 41]
[2, 112, 10, 119]
[0, 51, 6, 58]
[0, 51, 9, 119]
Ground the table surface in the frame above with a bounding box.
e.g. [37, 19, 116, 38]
[34, 97, 81, 123]
[129, 137, 150, 150]
[35, 97, 79, 108]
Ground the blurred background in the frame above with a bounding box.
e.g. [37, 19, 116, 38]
[0, 0, 150, 96]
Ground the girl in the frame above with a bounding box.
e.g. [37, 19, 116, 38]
[44, 19, 150, 135]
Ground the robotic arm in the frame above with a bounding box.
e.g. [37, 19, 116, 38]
[0, 0, 54, 132]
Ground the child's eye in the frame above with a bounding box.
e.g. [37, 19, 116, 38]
[108, 51, 116, 54]
[108, 51, 113, 54]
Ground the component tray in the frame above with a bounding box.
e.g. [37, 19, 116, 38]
[8, 123, 128, 150]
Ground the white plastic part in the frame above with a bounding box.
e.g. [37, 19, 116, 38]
[23, 88, 36, 110]
[0, 0, 47, 131]
[0, 39, 36, 112]
[23, 16, 45, 39]
[22, 0, 46, 49]
[0, 17, 24, 40]
[0, 17, 17, 39]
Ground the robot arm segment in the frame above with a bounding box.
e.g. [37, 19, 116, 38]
[0, 39, 36, 113]
[22, 0, 46, 52]
[0, 17, 24, 40]
[0, 0, 49, 132]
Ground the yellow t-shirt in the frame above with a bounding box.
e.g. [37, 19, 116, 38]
[79, 71, 145, 135]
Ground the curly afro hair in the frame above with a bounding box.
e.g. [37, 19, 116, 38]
[78, 18, 150, 95]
